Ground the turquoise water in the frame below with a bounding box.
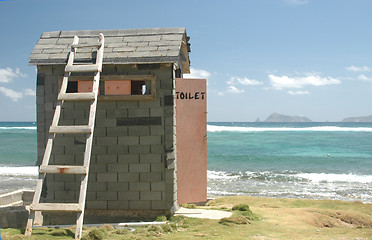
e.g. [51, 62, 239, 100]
[0, 122, 371, 202]
[207, 122, 372, 202]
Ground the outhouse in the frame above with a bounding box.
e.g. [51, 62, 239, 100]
[29, 28, 207, 225]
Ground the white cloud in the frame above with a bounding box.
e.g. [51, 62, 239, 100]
[269, 74, 341, 90]
[288, 90, 310, 95]
[0, 67, 26, 83]
[23, 88, 36, 96]
[358, 74, 372, 82]
[183, 67, 211, 79]
[0, 87, 24, 101]
[284, 0, 308, 5]
[227, 76, 263, 86]
[227, 85, 245, 94]
[346, 65, 371, 72]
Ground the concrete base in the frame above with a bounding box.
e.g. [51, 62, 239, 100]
[0, 190, 43, 228]
[174, 207, 232, 220]
[43, 209, 172, 225]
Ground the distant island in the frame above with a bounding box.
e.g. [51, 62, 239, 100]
[341, 115, 372, 122]
[262, 113, 312, 122]
[254, 113, 372, 122]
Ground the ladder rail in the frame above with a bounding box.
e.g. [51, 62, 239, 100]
[25, 33, 104, 240]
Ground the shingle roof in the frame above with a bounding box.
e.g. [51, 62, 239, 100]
[29, 28, 190, 73]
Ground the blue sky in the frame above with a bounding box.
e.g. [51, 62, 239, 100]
[1, 0, 372, 121]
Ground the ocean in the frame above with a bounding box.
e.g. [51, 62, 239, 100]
[0, 122, 371, 203]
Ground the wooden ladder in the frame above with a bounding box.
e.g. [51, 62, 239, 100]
[25, 33, 105, 240]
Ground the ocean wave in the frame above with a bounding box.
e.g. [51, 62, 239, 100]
[297, 173, 372, 183]
[0, 166, 38, 177]
[207, 125, 372, 133]
[0, 127, 36, 130]
[207, 170, 240, 180]
[208, 170, 372, 184]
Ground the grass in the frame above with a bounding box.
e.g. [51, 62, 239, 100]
[2, 196, 372, 239]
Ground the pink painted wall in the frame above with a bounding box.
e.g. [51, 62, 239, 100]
[176, 78, 207, 204]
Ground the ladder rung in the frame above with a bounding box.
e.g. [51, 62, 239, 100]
[65, 64, 100, 72]
[30, 203, 83, 212]
[39, 165, 88, 175]
[49, 125, 93, 134]
[71, 43, 102, 48]
[58, 92, 96, 101]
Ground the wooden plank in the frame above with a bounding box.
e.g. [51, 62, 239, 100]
[30, 203, 82, 212]
[39, 165, 88, 175]
[49, 125, 92, 134]
[65, 64, 100, 72]
[58, 92, 96, 101]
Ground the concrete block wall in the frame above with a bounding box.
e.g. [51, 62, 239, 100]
[36, 64, 178, 223]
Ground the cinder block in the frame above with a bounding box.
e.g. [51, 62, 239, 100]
[107, 145, 128, 154]
[128, 108, 150, 117]
[86, 200, 107, 210]
[118, 191, 139, 201]
[140, 136, 161, 145]
[92, 145, 107, 155]
[107, 163, 128, 172]
[151, 200, 167, 210]
[107, 126, 128, 137]
[97, 173, 118, 182]
[96, 137, 117, 146]
[50, 146, 65, 155]
[129, 182, 150, 191]
[96, 109, 106, 118]
[53, 136, 74, 146]
[130, 200, 150, 210]
[140, 154, 162, 163]
[129, 145, 150, 154]
[118, 154, 139, 163]
[140, 172, 162, 182]
[93, 127, 106, 137]
[128, 126, 150, 136]
[97, 191, 118, 201]
[47, 181, 64, 191]
[54, 191, 76, 201]
[95, 118, 117, 127]
[86, 191, 96, 201]
[150, 107, 164, 117]
[106, 109, 127, 118]
[108, 200, 129, 210]
[117, 101, 139, 109]
[87, 182, 107, 191]
[129, 163, 150, 172]
[54, 174, 75, 182]
[118, 136, 139, 145]
[108, 182, 129, 192]
[151, 163, 164, 172]
[151, 182, 166, 191]
[164, 106, 174, 117]
[89, 163, 107, 173]
[74, 119, 89, 125]
[139, 99, 161, 108]
[118, 172, 139, 182]
[96, 154, 117, 163]
[150, 145, 164, 154]
[74, 102, 90, 110]
[97, 101, 117, 109]
[150, 126, 164, 135]
[140, 191, 162, 201]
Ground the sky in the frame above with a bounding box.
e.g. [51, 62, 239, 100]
[1, 0, 372, 122]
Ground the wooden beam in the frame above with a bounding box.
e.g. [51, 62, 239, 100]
[30, 203, 83, 212]
[39, 165, 88, 175]
[49, 125, 92, 134]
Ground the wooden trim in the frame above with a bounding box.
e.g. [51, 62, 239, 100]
[58, 74, 157, 101]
